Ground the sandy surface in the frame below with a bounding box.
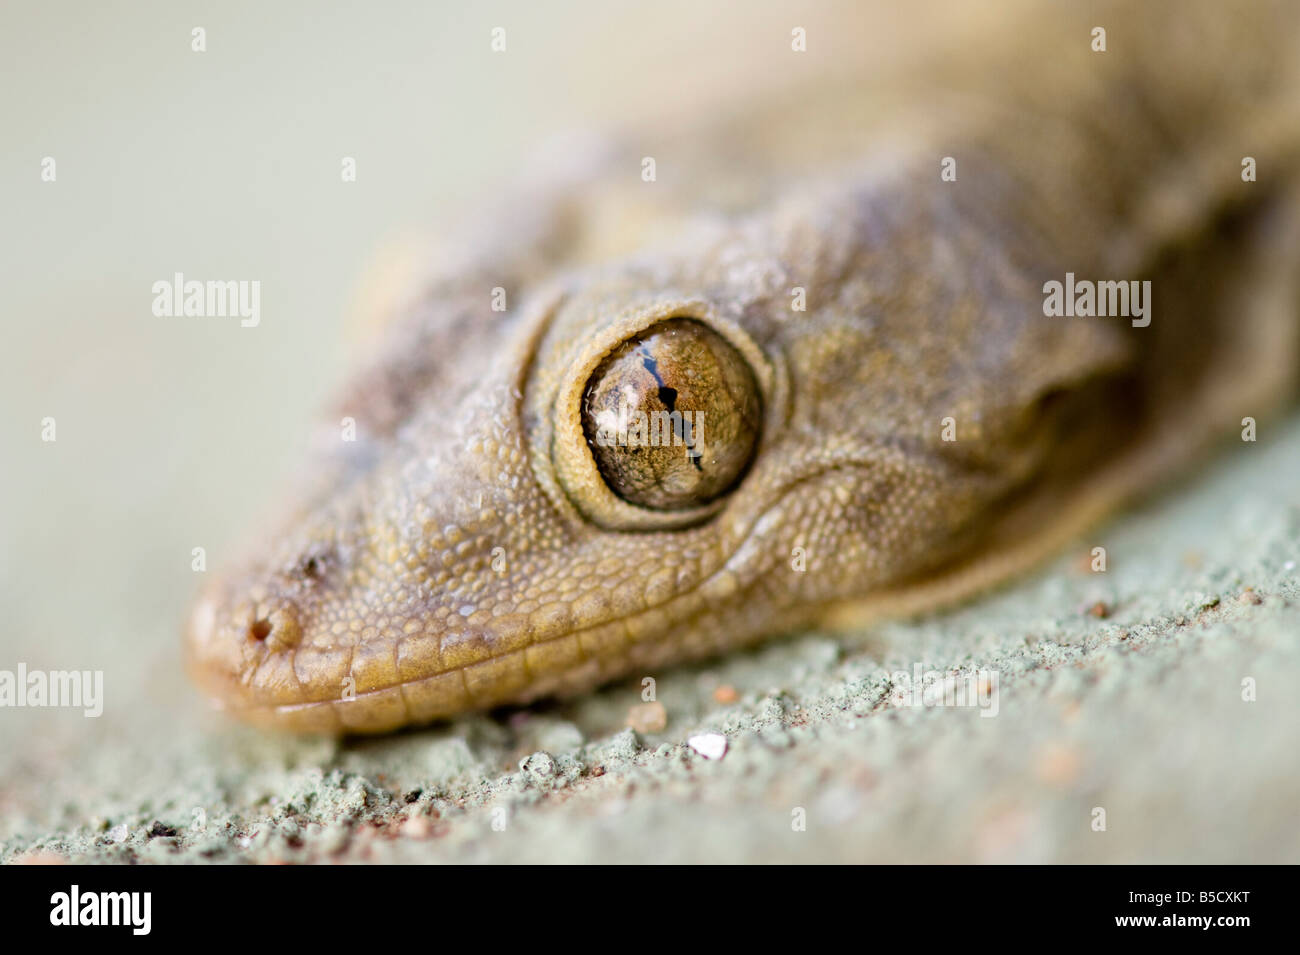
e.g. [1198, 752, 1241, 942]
[3, 0, 1298, 864]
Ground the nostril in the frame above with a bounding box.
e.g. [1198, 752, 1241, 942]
[243, 607, 302, 649]
[292, 545, 335, 584]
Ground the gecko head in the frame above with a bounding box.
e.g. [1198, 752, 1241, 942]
[187, 180, 1135, 734]
[185, 287, 795, 734]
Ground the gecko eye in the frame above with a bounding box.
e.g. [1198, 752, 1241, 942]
[580, 318, 761, 510]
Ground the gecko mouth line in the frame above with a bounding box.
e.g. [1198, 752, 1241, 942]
[199, 425, 1060, 733]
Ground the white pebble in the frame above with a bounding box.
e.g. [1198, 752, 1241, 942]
[688, 733, 728, 760]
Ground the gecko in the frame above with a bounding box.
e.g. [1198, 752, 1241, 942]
[186, 0, 1300, 733]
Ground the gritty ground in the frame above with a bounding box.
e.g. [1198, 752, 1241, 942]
[3, 417, 1299, 864]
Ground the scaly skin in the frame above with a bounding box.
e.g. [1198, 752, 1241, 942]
[187, 1, 1300, 733]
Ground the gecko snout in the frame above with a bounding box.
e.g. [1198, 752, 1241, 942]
[187, 588, 303, 656]
[185, 573, 313, 717]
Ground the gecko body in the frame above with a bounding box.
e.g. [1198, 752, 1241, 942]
[187, 1, 1300, 733]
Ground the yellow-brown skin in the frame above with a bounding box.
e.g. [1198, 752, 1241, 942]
[187, 0, 1300, 733]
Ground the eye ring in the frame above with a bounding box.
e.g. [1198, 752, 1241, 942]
[545, 301, 777, 531]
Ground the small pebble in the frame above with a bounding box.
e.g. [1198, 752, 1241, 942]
[713, 684, 739, 704]
[626, 701, 667, 734]
[687, 733, 728, 760]
[520, 751, 556, 778]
